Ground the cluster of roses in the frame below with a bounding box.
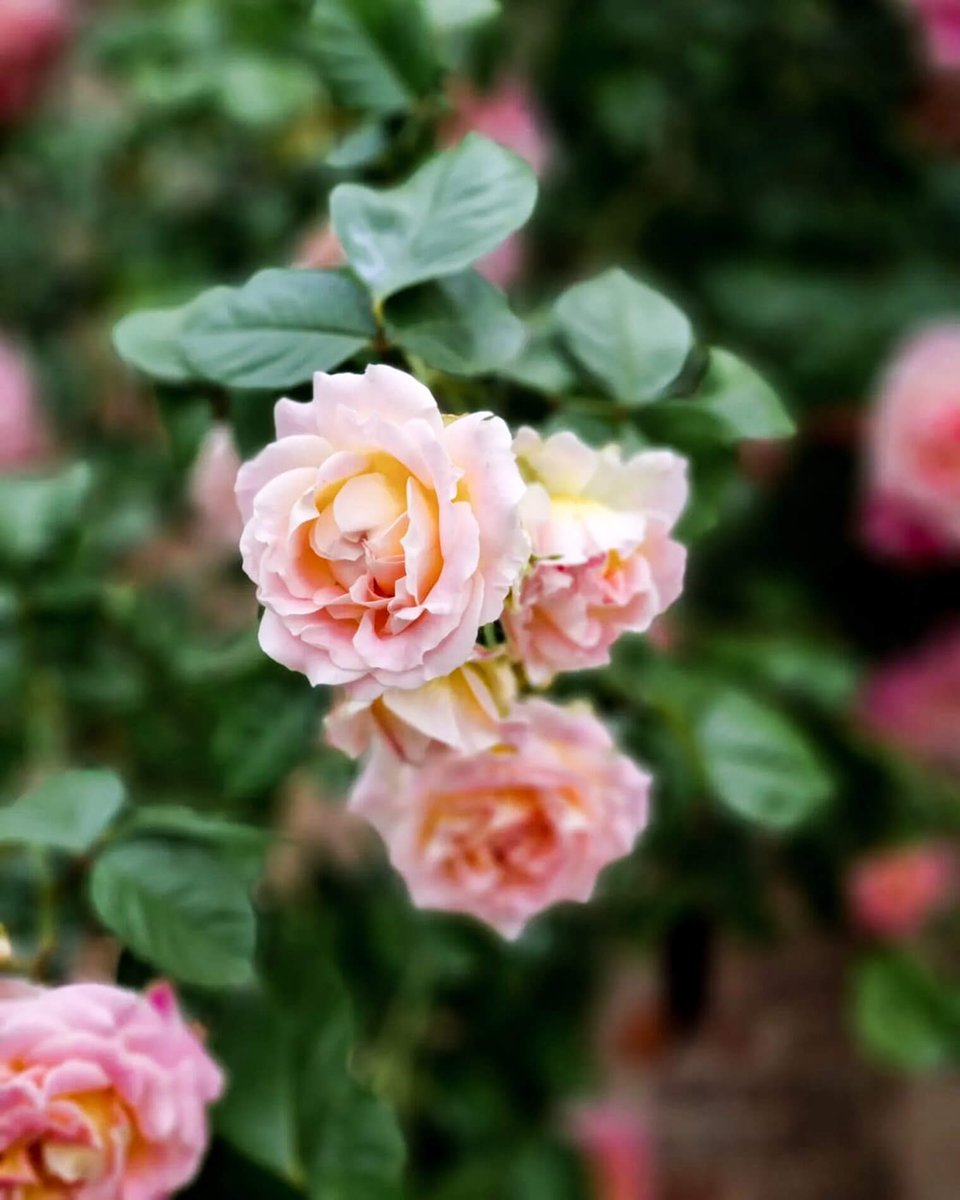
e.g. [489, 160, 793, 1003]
[235, 364, 688, 938]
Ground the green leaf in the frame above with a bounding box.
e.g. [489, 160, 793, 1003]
[554, 268, 693, 405]
[695, 689, 832, 830]
[300, 1070, 405, 1200]
[331, 134, 538, 302]
[854, 953, 960, 1070]
[311, 0, 436, 115]
[112, 286, 233, 385]
[214, 993, 302, 1184]
[385, 270, 524, 375]
[678, 349, 795, 441]
[180, 270, 376, 389]
[213, 684, 318, 800]
[89, 840, 256, 987]
[0, 770, 125, 853]
[499, 320, 578, 394]
[0, 464, 93, 565]
[120, 806, 268, 885]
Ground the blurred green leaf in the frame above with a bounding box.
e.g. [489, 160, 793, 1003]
[385, 270, 524, 374]
[181, 269, 376, 389]
[854, 952, 960, 1071]
[0, 769, 125, 853]
[695, 688, 833, 829]
[120, 806, 268, 885]
[331, 134, 538, 302]
[216, 56, 321, 129]
[326, 120, 391, 169]
[213, 684, 319, 800]
[311, 0, 436, 115]
[89, 839, 256, 987]
[214, 993, 303, 1184]
[0, 464, 93, 565]
[554, 268, 693, 405]
[426, 0, 499, 32]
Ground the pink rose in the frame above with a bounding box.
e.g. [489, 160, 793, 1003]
[0, 979, 223, 1198]
[865, 324, 960, 554]
[0, 0, 71, 124]
[442, 76, 551, 290]
[325, 651, 517, 762]
[906, 0, 960, 69]
[350, 698, 651, 938]
[860, 490, 952, 565]
[848, 843, 956, 939]
[504, 429, 687, 685]
[858, 626, 960, 771]
[189, 423, 243, 551]
[236, 366, 528, 697]
[0, 337, 51, 470]
[568, 1104, 656, 1200]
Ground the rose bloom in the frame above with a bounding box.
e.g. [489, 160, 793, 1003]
[568, 1104, 656, 1200]
[864, 324, 960, 556]
[504, 428, 687, 686]
[325, 651, 517, 762]
[906, 0, 960, 69]
[0, 338, 51, 471]
[859, 626, 960, 772]
[236, 365, 528, 697]
[848, 843, 956, 940]
[189, 423, 243, 551]
[350, 698, 651, 938]
[293, 223, 345, 271]
[0, 0, 71, 124]
[0, 979, 222, 1198]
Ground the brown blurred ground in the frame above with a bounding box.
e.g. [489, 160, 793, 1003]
[647, 937, 960, 1200]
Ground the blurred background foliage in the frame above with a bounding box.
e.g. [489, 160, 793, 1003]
[4, 0, 960, 1196]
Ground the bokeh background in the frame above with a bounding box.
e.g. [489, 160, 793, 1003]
[5, 0, 960, 1197]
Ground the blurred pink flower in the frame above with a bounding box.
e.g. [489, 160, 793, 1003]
[906, 0, 960, 69]
[350, 698, 651, 939]
[568, 1103, 656, 1200]
[189, 422, 244, 551]
[294, 223, 346, 271]
[0, 0, 71, 124]
[848, 843, 956, 939]
[0, 337, 51, 470]
[442, 76, 551, 289]
[863, 324, 960, 559]
[860, 490, 952, 565]
[859, 626, 960, 771]
[0, 979, 222, 1197]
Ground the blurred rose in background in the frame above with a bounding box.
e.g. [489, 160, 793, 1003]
[0, 0, 71, 124]
[848, 843, 956, 939]
[0, 337, 52, 470]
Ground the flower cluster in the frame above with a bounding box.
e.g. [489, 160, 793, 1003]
[237, 365, 687, 936]
[0, 978, 222, 1198]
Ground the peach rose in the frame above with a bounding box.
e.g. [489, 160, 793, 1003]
[236, 365, 529, 697]
[858, 626, 960, 772]
[866, 324, 960, 553]
[325, 651, 517, 762]
[848, 843, 956, 939]
[0, 337, 51, 470]
[0, 979, 222, 1198]
[0, 0, 70, 124]
[504, 429, 687, 685]
[350, 698, 651, 938]
[189, 423, 243, 550]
